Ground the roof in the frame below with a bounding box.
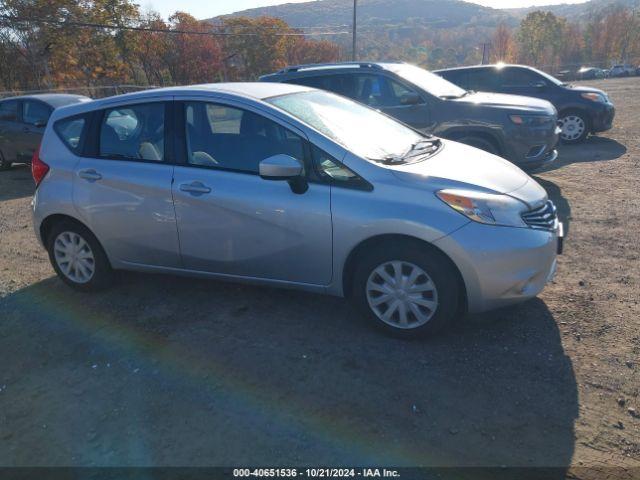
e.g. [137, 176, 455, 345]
[0, 93, 91, 108]
[261, 61, 406, 79]
[48, 82, 314, 121]
[433, 64, 531, 73]
[94, 82, 311, 104]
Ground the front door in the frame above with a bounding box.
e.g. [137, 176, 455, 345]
[172, 100, 333, 285]
[73, 100, 181, 268]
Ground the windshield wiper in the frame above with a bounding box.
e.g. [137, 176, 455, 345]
[369, 138, 442, 165]
[401, 138, 441, 159]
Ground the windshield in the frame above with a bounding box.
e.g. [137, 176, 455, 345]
[267, 90, 429, 162]
[391, 64, 467, 98]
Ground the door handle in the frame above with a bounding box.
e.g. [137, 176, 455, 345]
[179, 181, 211, 195]
[78, 169, 102, 182]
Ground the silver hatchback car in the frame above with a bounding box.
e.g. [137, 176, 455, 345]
[32, 83, 563, 337]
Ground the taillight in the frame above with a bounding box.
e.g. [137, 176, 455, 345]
[31, 145, 49, 188]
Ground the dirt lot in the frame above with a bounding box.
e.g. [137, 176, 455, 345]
[0, 78, 638, 477]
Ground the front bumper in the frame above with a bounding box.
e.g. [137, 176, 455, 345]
[434, 221, 563, 314]
[591, 103, 615, 133]
[504, 122, 560, 171]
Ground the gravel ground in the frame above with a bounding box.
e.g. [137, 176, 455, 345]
[0, 78, 638, 477]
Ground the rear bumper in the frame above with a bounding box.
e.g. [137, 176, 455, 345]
[434, 221, 562, 313]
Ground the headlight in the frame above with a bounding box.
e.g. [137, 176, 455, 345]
[509, 114, 553, 126]
[581, 92, 607, 103]
[436, 189, 528, 227]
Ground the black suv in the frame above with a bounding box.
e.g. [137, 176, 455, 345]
[262, 62, 560, 170]
[435, 64, 615, 144]
[0, 94, 90, 170]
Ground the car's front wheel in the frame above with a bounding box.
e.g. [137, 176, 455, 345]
[47, 221, 113, 291]
[558, 111, 589, 144]
[352, 242, 460, 338]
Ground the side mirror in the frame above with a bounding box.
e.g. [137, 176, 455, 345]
[259, 154, 303, 180]
[531, 81, 547, 90]
[400, 92, 421, 106]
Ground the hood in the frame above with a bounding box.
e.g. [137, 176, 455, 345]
[389, 140, 547, 207]
[453, 91, 555, 115]
[567, 85, 608, 96]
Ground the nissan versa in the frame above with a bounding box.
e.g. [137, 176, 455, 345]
[31, 83, 563, 337]
[261, 62, 560, 170]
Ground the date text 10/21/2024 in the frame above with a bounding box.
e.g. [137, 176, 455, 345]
[232, 469, 401, 478]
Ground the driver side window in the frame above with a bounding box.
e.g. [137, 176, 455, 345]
[99, 103, 165, 161]
[184, 102, 306, 174]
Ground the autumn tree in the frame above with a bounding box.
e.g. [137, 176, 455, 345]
[164, 12, 223, 85]
[221, 16, 292, 79]
[491, 23, 515, 63]
[136, 12, 171, 86]
[517, 11, 565, 68]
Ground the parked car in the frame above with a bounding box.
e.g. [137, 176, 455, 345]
[32, 83, 563, 337]
[261, 62, 560, 171]
[0, 94, 91, 170]
[577, 67, 606, 80]
[435, 64, 616, 144]
[609, 64, 635, 78]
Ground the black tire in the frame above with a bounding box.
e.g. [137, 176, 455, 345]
[456, 135, 499, 156]
[351, 241, 460, 338]
[46, 221, 113, 291]
[0, 151, 11, 171]
[558, 110, 590, 144]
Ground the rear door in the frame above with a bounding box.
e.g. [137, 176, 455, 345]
[171, 98, 333, 285]
[73, 100, 181, 268]
[16, 100, 52, 163]
[0, 100, 20, 162]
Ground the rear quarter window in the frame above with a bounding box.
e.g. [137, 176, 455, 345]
[54, 115, 87, 153]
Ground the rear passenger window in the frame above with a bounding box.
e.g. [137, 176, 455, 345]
[0, 101, 18, 121]
[55, 116, 87, 153]
[99, 103, 165, 161]
[465, 69, 498, 91]
[23, 101, 51, 126]
[185, 102, 305, 174]
[501, 68, 544, 87]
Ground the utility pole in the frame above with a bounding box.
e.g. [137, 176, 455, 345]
[352, 0, 357, 61]
[481, 42, 491, 65]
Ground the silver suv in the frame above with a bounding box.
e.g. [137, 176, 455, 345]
[32, 83, 563, 337]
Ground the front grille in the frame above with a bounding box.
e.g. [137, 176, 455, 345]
[522, 200, 558, 230]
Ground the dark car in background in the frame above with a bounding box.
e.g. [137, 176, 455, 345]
[0, 94, 91, 170]
[435, 64, 615, 144]
[577, 67, 606, 80]
[262, 62, 560, 171]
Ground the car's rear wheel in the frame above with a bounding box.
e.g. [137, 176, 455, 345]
[47, 221, 113, 291]
[352, 242, 460, 338]
[456, 135, 499, 156]
[0, 151, 11, 171]
[558, 111, 589, 144]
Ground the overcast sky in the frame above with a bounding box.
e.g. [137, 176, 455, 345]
[143, 0, 589, 20]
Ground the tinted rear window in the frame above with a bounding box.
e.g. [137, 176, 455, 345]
[54, 115, 87, 153]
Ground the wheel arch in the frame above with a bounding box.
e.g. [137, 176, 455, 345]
[39, 214, 110, 269]
[445, 129, 503, 155]
[341, 234, 468, 314]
